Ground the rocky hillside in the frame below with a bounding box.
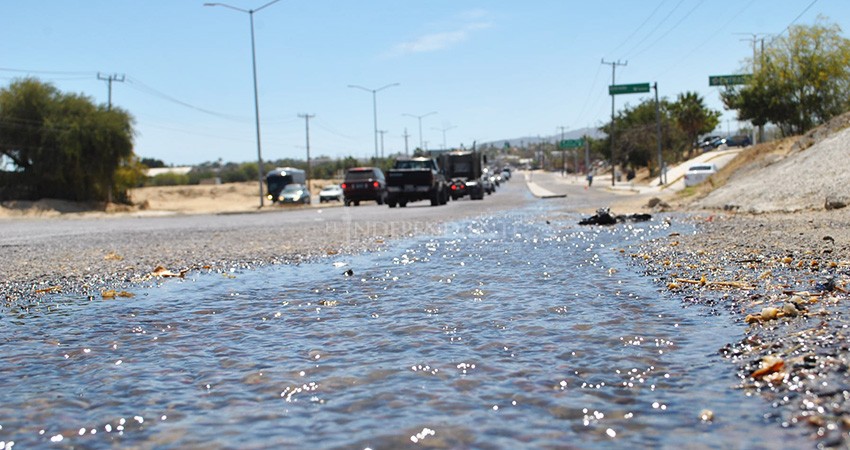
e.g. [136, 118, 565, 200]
[692, 112, 850, 213]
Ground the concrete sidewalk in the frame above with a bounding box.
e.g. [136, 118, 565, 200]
[525, 146, 745, 197]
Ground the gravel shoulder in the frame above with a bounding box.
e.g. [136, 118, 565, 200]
[628, 115, 850, 446]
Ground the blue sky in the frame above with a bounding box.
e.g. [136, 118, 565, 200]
[1, 0, 846, 165]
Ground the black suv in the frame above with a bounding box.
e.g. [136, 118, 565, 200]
[341, 167, 387, 206]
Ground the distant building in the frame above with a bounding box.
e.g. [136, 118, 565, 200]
[145, 167, 193, 177]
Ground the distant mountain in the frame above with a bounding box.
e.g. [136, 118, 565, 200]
[479, 127, 605, 148]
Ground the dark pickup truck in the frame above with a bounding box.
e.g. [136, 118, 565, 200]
[385, 157, 449, 207]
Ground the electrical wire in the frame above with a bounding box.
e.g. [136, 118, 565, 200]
[607, 0, 668, 58]
[571, 63, 604, 126]
[628, 0, 706, 60]
[770, 0, 819, 43]
[125, 76, 250, 122]
[650, 0, 757, 79]
[618, 0, 686, 60]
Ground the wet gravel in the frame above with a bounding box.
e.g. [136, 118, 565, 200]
[632, 208, 850, 448]
[0, 220, 394, 304]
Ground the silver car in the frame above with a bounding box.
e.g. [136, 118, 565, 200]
[319, 184, 343, 203]
[683, 164, 718, 187]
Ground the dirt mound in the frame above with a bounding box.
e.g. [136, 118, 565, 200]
[692, 112, 850, 213]
[0, 199, 104, 217]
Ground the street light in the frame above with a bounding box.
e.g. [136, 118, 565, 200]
[205, 0, 282, 208]
[402, 111, 437, 152]
[432, 124, 457, 150]
[348, 83, 399, 159]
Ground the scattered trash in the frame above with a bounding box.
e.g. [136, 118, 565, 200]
[151, 266, 188, 278]
[102, 290, 135, 299]
[34, 286, 62, 295]
[104, 252, 123, 261]
[673, 277, 756, 290]
[815, 277, 836, 292]
[699, 409, 714, 422]
[750, 355, 784, 380]
[578, 208, 651, 226]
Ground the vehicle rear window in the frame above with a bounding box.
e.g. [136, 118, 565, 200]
[394, 160, 431, 170]
[345, 170, 374, 181]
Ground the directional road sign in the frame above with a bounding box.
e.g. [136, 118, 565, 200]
[709, 74, 752, 86]
[609, 83, 651, 95]
[559, 138, 584, 149]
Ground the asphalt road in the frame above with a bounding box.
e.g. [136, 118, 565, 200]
[0, 173, 632, 300]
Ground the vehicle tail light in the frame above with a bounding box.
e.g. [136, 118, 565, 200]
[450, 184, 457, 191]
[341, 183, 347, 190]
[373, 181, 380, 188]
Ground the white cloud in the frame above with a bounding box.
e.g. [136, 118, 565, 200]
[385, 14, 493, 57]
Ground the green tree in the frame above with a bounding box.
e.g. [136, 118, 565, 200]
[0, 78, 136, 201]
[721, 19, 850, 136]
[670, 91, 720, 157]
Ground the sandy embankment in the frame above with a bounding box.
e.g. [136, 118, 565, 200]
[0, 179, 341, 218]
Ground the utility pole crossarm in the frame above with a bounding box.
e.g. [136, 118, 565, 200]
[97, 73, 125, 110]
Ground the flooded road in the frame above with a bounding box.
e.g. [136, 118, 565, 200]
[0, 203, 809, 448]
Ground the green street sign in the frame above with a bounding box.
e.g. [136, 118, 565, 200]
[709, 74, 752, 86]
[609, 83, 651, 95]
[559, 138, 584, 149]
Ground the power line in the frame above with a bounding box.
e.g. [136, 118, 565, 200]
[629, 0, 706, 60]
[774, 0, 819, 40]
[619, 0, 686, 60]
[650, 0, 757, 79]
[607, 0, 668, 57]
[0, 67, 94, 76]
[125, 76, 248, 121]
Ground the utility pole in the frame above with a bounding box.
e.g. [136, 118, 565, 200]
[378, 130, 387, 158]
[402, 128, 411, 155]
[584, 135, 590, 177]
[97, 73, 125, 110]
[558, 126, 567, 176]
[653, 83, 664, 185]
[298, 113, 315, 191]
[737, 33, 768, 144]
[601, 59, 627, 186]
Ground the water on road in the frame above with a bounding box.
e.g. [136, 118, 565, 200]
[0, 205, 807, 448]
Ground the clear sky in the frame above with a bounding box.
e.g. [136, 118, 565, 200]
[1, 0, 846, 165]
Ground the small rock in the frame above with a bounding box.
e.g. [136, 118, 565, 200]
[344, 269, 354, 277]
[825, 194, 849, 210]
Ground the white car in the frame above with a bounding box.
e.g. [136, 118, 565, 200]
[683, 164, 718, 187]
[319, 184, 343, 203]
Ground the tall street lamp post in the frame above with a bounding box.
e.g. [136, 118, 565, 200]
[205, 0, 282, 208]
[432, 125, 457, 150]
[348, 83, 399, 159]
[402, 111, 437, 152]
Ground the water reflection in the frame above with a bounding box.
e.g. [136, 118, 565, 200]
[0, 210, 809, 448]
